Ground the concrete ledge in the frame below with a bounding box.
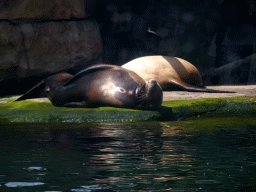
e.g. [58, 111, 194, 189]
[163, 85, 256, 101]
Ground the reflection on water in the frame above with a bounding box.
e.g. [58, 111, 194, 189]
[5, 182, 44, 187]
[0, 122, 255, 191]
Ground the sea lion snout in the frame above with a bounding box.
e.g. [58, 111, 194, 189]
[147, 79, 158, 87]
[143, 79, 163, 110]
[147, 79, 157, 84]
[146, 79, 162, 94]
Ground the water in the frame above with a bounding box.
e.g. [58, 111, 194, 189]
[0, 122, 256, 192]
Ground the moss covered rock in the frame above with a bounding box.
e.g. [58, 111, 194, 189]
[0, 96, 255, 123]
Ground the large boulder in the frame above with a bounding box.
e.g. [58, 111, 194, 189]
[0, 0, 93, 20]
[0, 0, 102, 96]
[0, 20, 102, 81]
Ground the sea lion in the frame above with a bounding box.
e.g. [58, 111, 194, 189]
[122, 56, 233, 92]
[16, 64, 163, 110]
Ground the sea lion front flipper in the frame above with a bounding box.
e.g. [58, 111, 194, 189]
[64, 64, 118, 86]
[62, 101, 89, 108]
[15, 79, 46, 101]
[168, 78, 236, 93]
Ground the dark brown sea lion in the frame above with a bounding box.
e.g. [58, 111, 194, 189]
[16, 64, 163, 110]
[122, 56, 234, 93]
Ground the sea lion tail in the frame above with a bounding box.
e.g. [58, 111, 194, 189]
[183, 84, 236, 93]
[196, 87, 236, 93]
[169, 79, 236, 93]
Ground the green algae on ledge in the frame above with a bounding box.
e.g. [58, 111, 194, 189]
[0, 96, 256, 123]
[160, 117, 256, 133]
[0, 99, 163, 123]
[163, 97, 256, 119]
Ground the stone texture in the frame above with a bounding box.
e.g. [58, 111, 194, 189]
[0, 22, 23, 81]
[202, 54, 256, 85]
[0, 0, 94, 20]
[0, 0, 102, 96]
[248, 54, 256, 84]
[0, 19, 102, 82]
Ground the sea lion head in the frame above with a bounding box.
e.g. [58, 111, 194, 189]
[135, 79, 163, 110]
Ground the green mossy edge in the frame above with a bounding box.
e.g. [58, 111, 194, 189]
[0, 96, 256, 123]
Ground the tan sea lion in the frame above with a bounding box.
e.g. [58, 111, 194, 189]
[16, 64, 163, 110]
[122, 56, 233, 92]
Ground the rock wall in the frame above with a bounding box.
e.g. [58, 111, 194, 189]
[202, 53, 256, 85]
[0, 0, 102, 96]
[0, 0, 93, 20]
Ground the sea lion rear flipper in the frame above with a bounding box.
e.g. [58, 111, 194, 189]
[15, 79, 46, 101]
[64, 64, 118, 86]
[168, 79, 236, 93]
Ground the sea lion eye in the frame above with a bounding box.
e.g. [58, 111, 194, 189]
[140, 84, 146, 93]
[119, 88, 125, 93]
[45, 86, 50, 92]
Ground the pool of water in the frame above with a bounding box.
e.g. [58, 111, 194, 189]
[0, 121, 255, 192]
